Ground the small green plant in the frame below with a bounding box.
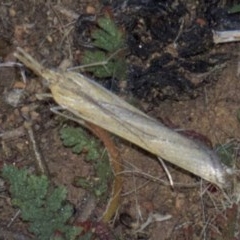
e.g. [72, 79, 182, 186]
[1, 165, 82, 240]
[60, 126, 112, 197]
[82, 14, 126, 81]
[215, 142, 236, 167]
[60, 126, 100, 160]
[228, 4, 240, 14]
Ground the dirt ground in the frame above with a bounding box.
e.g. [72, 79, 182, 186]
[0, 1, 240, 240]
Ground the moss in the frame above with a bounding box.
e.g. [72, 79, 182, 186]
[2, 165, 81, 240]
[60, 126, 112, 198]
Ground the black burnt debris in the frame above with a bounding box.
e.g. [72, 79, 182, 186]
[74, 0, 240, 104]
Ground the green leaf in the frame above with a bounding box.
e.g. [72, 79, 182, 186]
[60, 127, 87, 151]
[46, 186, 67, 212]
[81, 15, 127, 81]
[93, 182, 108, 197]
[77, 231, 93, 240]
[215, 143, 235, 167]
[82, 50, 112, 78]
[1, 165, 81, 240]
[228, 4, 240, 14]
[73, 177, 93, 189]
[60, 126, 112, 199]
[60, 126, 100, 159]
[64, 226, 82, 240]
[93, 17, 125, 52]
[2, 166, 48, 207]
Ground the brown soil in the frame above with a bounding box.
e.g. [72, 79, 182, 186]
[0, 1, 240, 240]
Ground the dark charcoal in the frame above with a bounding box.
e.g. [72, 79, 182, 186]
[74, 1, 236, 104]
[177, 24, 214, 58]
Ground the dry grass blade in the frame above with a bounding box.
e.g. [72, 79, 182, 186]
[14, 47, 233, 189]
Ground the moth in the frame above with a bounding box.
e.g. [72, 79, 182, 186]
[14, 47, 232, 189]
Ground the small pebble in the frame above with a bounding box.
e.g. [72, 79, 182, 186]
[86, 5, 96, 14]
[9, 7, 16, 17]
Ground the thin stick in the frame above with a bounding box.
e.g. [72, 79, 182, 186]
[213, 30, 240, 44]
[7, 209, 21, 228]
[24, 121, 50, 177]
[158, 157, 174, 188]
[67, 48, 126, 71]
